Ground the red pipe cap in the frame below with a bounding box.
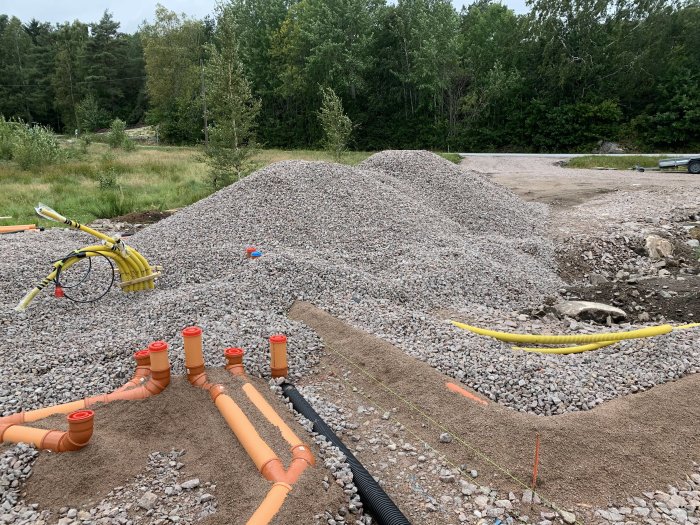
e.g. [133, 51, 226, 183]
[246, 246, 257, 254]
[225, 347, 244, 357]
[134, 349, 150, 359]
[269, 334, 287, 344]
[148, 341, 169, 353]
[67, 410, 94, 422]
[182, 326, 202, 337]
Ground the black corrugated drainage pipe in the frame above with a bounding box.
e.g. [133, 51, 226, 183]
[281, 382, 412, 525]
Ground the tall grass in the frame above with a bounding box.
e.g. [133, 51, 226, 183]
[0, 143, 461, 226]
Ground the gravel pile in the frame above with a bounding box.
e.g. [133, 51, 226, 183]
[3, 151, 699, 418]
[0, 150, 559, 417]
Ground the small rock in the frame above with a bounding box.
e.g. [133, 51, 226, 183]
[138, 491, 158, 510]
[559, 510, 576, 524]
[181, 478, 200, 490]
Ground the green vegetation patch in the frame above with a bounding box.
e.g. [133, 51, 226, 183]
[566, 155, 675, 170]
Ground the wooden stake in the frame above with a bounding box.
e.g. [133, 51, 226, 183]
[532, 432, 541, 489]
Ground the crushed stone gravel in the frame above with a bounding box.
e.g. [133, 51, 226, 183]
[1, 150, 699, 523]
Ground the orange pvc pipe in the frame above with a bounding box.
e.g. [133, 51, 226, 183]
[113, 349, 151, 392]
[0, 410, 94, 452]
[183, 326, 205, 377]
[246, 482, 292, 525]
[446, 382, 489, 406]
[225, 347, 246, 377]
[242, 383, 314, 483]
[214, 394, 281, 475]
[242, 383, 303, 449]
[269, 335, 288, 378]
[0, 343, 168, 425]
[0, 224, 38, 234]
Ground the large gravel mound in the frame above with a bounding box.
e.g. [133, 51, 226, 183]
[359, 150, 542, 238]
[21, 150, 700, 429]
[133, 156, 558, 307]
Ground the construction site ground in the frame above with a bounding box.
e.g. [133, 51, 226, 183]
[2, 153, 699, 525]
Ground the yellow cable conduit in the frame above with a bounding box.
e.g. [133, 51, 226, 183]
[451, 320, 700, 354]
[15, 204, 160, 311]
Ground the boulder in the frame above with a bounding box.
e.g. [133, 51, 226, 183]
[554, 300, 627, 323]
[645, 235, 674, 260]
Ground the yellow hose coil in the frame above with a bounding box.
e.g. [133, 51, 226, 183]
[15, 204, 159, 310]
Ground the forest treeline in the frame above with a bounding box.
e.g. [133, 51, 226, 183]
[1, 0, 698, 152]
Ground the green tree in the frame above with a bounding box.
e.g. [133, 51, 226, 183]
[76, 93, 108, 131]
[86, 12, 127, 115]
[141, 5, 210, 143]
[52, 21, 89, 131]
[318, 86, 352, 160]
[203, 9, 261, 188]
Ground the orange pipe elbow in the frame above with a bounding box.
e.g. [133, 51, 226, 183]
[0, 410, 94, 452]
[86, 341, 170, 406]
[1, 342, 167, 425]
[114, 349, 151, 392]
[225, 347, 246, 377]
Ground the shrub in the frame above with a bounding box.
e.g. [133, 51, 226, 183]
[317, 86, 353, 162]
[12, 124, 61, 170]
[79, 132, 93, 153]
[0, 116, 18, 160]
[98, 167, 119, 190]
[107, 118, 135, 150]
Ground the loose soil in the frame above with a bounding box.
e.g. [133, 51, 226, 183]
[290, 301, 700, 516]
[17, 371, 343, 524]
[464, 156, 700, 208]
[565, 275, 700, 323]
[113, 209, 175, 224]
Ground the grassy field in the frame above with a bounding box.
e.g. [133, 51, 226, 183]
[566, 155, 675, 170]
[0, 144, 460, 227]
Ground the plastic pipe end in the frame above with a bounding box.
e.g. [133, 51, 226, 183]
[148, 341, 169, 353]
[269, 335, 287, 344]
[182, 326, 202, 338]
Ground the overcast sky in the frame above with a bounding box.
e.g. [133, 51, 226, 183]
[0, 0, 529, 32]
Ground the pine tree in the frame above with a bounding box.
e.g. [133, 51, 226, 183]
[203, 9, 261, 189]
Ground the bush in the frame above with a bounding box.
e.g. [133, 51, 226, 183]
[317, 87, 352, 161]
[12, 124, 61, 170]
[79, 132, 93, 153]
[107, 118, 135, 150]
[98, 167, 119, 190]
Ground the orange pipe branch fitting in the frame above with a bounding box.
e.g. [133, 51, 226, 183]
[182, 327, 285, 481]
[84, 341, 170, 405]
[0, 343, 168, 426]
[113, 349, 151, 392]
[0, 410, 94, 452]
[224, 347, 246, 377]
[246, 482, 292, 525]
[241, 383, 315, 483]
[181, 326, 314, 524]
[269, 335, 288, 378]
